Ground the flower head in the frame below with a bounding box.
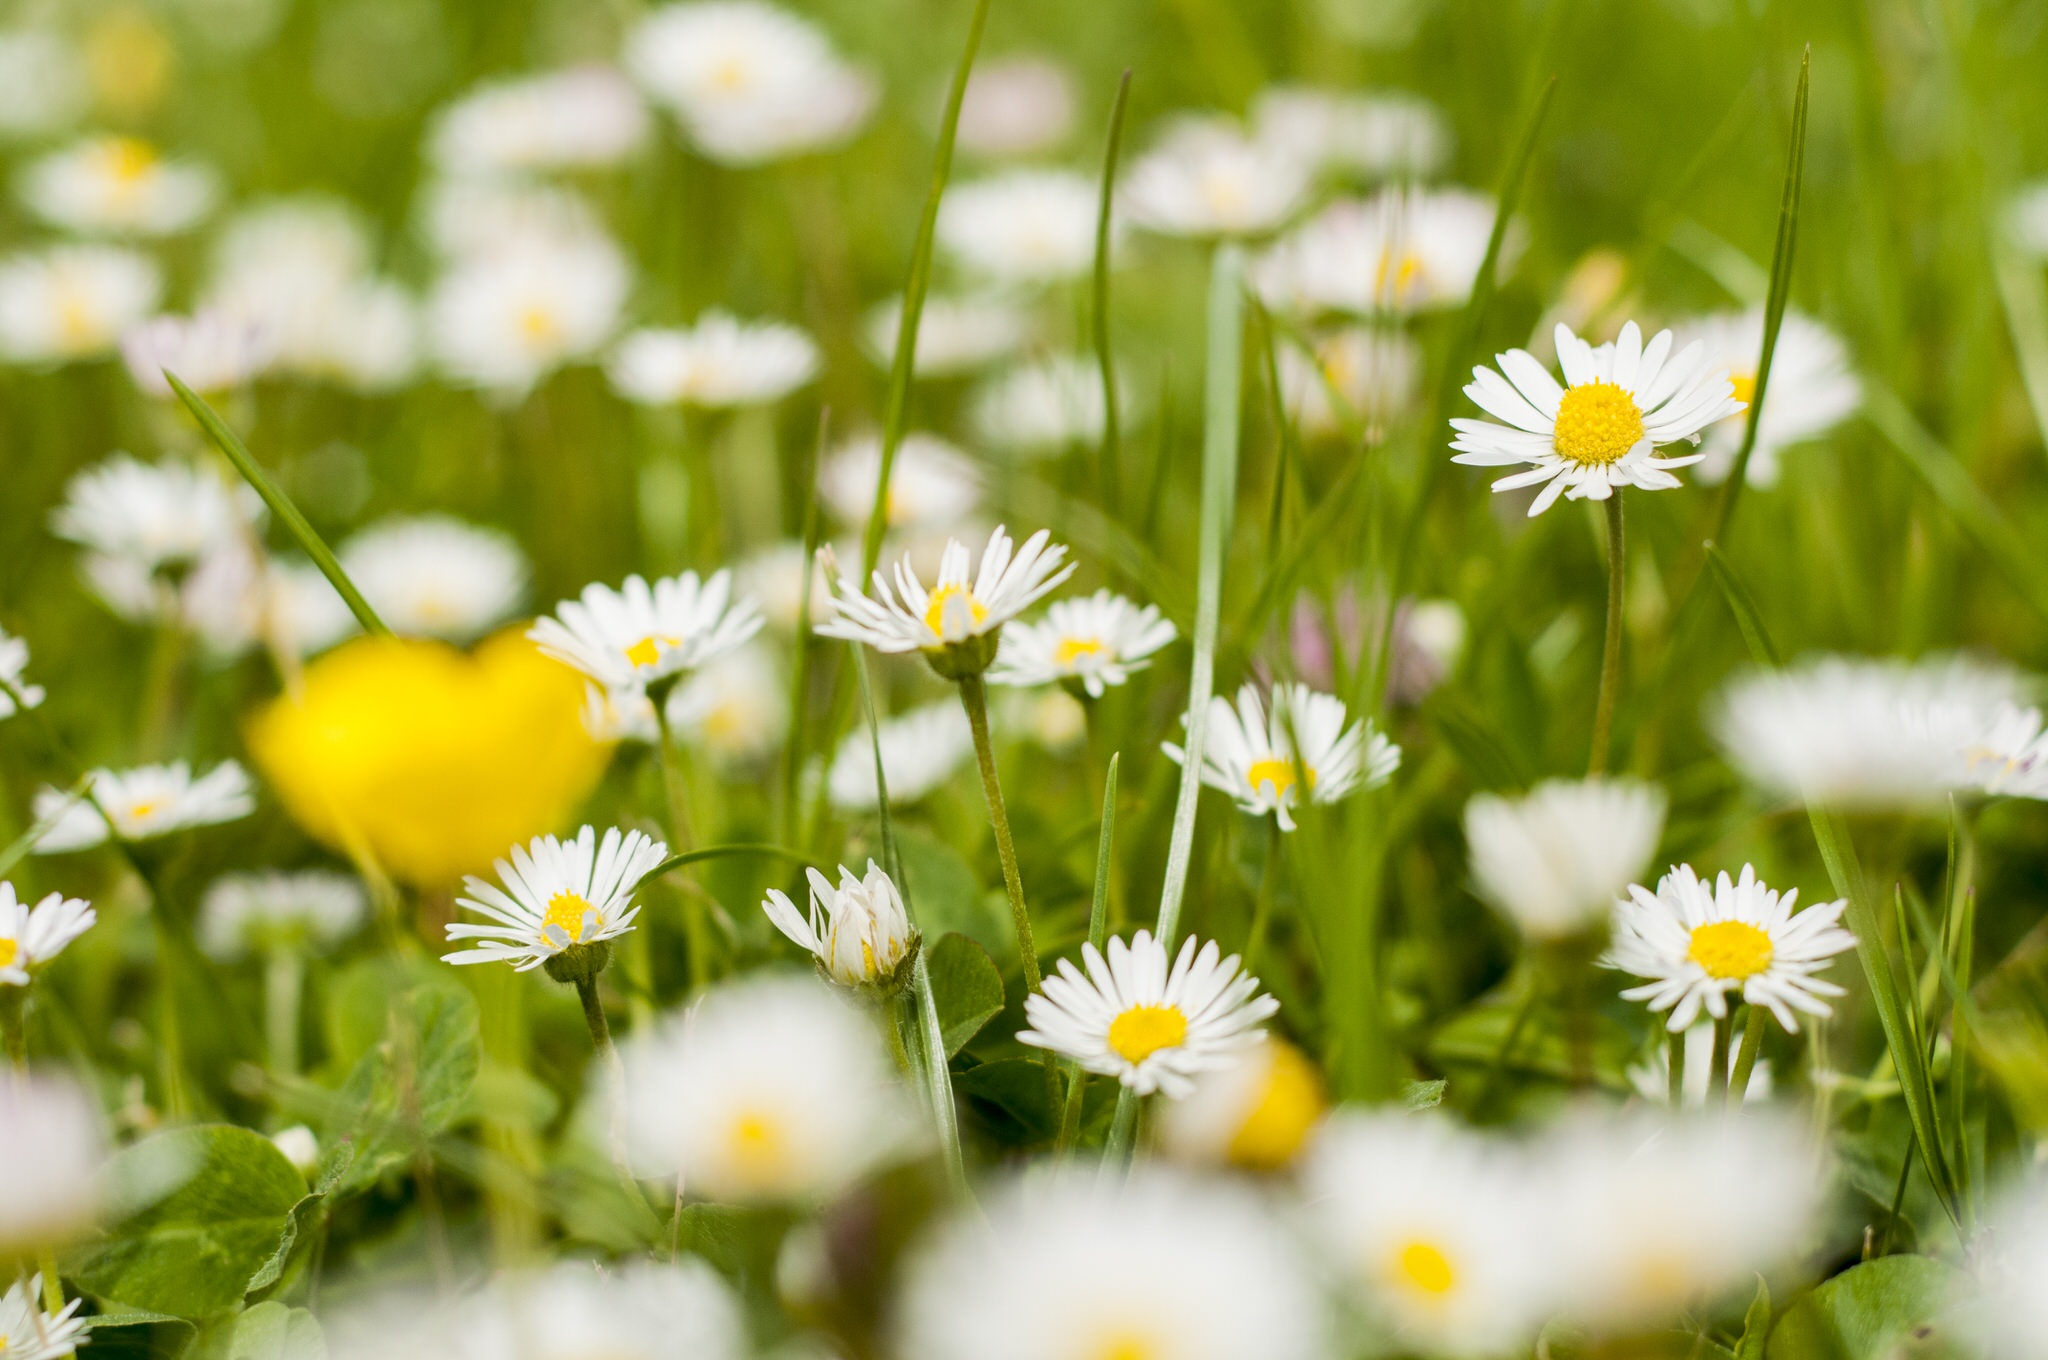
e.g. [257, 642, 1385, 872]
[938, 169, 1107, 285]
[818, 432, 982, 533]
[1978, 1177, 2048, 1360]
[663, 641, 787, 763]
[826, 700, 974, 810]
[0, 1074, 104, 1252]
[1019, 930, 1278, 1097]
[34, 761, 254, 852]
[119, 309, 277, 397]
[1463, 777, 1665, 940]
[444, 825, 668, 976]
[1251, 86, 1449, 179]
[0, 244, 161, 362]
[990, 589, 1177, 698]
[198, 871, 368, 962]
[1254, 188, 1502, 317]
[1122, 118, 1311, 239]
[51, 454, 258, 575]
[0, 626, 45, 719]
[340, 515, 527, 642]
[1166, 681, 1399, 831]
[972, 354, 1118, 454]
[430, 66, 649, 174]
[1277, 325, 1422, 436]
[1156, 1035, 1326, 1170]
[428, 228, 628, 396]
[0, 1275, 85, 1360]
[1451, 321, 1743, 516]
[607, 312, 819, 408]
[19, 134, 217, 236]
[819, 525, 1071, 678]
[954, 55, 1075, 158]
[1674, 308, 1860, 487]
[0, 883, 94, 987]
[530, 569, 763, 692]
[864, 292, 1028, 377]
[763, 860, 917, 990]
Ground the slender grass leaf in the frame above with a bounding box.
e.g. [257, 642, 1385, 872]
[1093, 70, 1132, 508]
[1705, 542, 1783, 667]
[1059, 752, 1118, 1153]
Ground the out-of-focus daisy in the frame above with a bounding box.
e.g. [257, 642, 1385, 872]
[971, 354, 1118, 454]
[1167, 682, 1399, 831]
[938, 169, 1107, 285]
[0, 1073, 105, 1251]
[1978, 1178, 2048, 1360]
[19, 135, 217, 236]
[419, 179, 605, 261]
[990, 589, 1176, 699]
[0, 882, 95, 986]
[0, 30, 88, 140]
[1387, 597, 1466, 706]
[506, 1260, 749, 1360]
[616, 974, 918, 1202]
[954, 54, 1075, 158]
[738, 540, 835, 631]
[0, 1275, 85, 1360]
[1254, 187, 1503, 316]
[119, 309, 277, 397]
[1674, 308, 1861, 487]
[1157, 1034, 1326, 1170]
[34, 760, 255, 852]
[864, 292, 1029, 377]
[430, 66, 649, 174]
[763, 860, 917, 990]
[1964, 701, 2048, 801]
[608, 312, 819, 408]
[1251, 86, 1449, 179]
[197, 870, 367, 962]
[1452, 321, 1743, 516]
[264, 557, 359, 656]
[1279, 325, 1422, 436]
[1607, 863, 1855, 1033]
[1301, 1112, 1555, 1356]
[428, 229, 629, 396]
[818, 432, 982, 532]
[1020, 930, 1277, 1097]
[1627, 1019, 1773, 1108]
[826, 700, 973, 810]
[0, 626, 45, 718]
[0, 244, 161, 362]
[531, 569, 763, 694]
[667, 641, 787, 762]
[900, 1169, 1327, 1360]
[444, 825, 668, 975]
[1003, 686, 1088, 753]
[624, 1, 875, 166]
[1122, 117, 1312, 239]
[51, 454, 257, 576]
[340, 515, 527, 642]
[1464, 777, 1665, 940]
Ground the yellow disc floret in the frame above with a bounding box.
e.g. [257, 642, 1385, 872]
[1394, 1239, 1458, 1296]
[543, 891, 594, 944]
[1107, 1003, 1189, 1064]
[923, 584, 989, 636]
[1054, 635, 1107, 666]
[1686, 920, 1774, 980]
[0, 938, 18, 970]
[1728, 371, 1757, 409]
[1245, 758, 1315, 800]
[1551, 379, 1646, 466]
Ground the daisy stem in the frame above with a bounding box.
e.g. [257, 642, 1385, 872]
[956, 674, 1043, 997]
[1, 989, 24, 1068]
[1725, 1005, 1768, 1109]
[1058, 753, 1120, 1160]
[37, 1253, 60, 1313]
[1243, 817, 1283, 976]
[264, 945, 302, 1078]
[1667, 1025, 1686, 1107]
[651, 702, 711, 991]
[1707, 1009, 1735, 1106]
[1588, 493, 1626, 776]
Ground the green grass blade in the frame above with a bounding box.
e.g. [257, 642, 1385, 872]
[168, 372, 389, 637]
[1057, 752, 1119, 1156]
[1990, 223, 2048, 471]
[1092, 70, 1132, 509]
[0, 774, 91, 880]
[1703, 542, 1783, 667]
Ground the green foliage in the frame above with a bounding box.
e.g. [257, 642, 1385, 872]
[926, 932, 1004, 1058]
[325, 978, 480, 1195]
[1767, 1256, 1965, 1360]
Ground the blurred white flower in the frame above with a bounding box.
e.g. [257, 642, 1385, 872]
[1278, 325, 1422, 435]
[939, 169, 1105, 285]
[264, 557, 359, 656]
[616, 974, 918, 1203]
[431, 66, 649, 174]
[0, 244, 162, 362]
[763, 860, 916, 988]
[120, 309, 278, 397]
[1122, 117, 1311, 239]
[1254, 187, 1502, 316]
[340, 515, 527, 642]
[0, 626, 46, 718]
[0, 882, 95, 986]
[667, 640, 787, 761]
[1251, 85, 1449, 178]
[51, 454, 258, 576]
[1978, 1177, 2048, 1360]
[1389, 597, 1467, 706]
[900, 1169, 1326, 1360]
[818, 432, 982, 532]
[0, 1073, 105, 1252]
[0, 30, 88, 140]
[1464, 777, 1665, 940]
[444, 826, 668, 972]
[736, 540, 835, 631]
[819, 525, 1073, 666]
[991, 589, 1176, 698]
[608, 312, 819, 408]
[1156, 1034, 1326, 1170]
[955, 55, 1075, 158]
[418, 179, 607, 261]
[530, 569, 763, 692]
[198, 870, 368, 962]
[826, 700, 973, 810]
[0, 1275, 83, 1360]
[429, 228, 629, 396]
[1627, 1019, 1773, 1108]
[34, 760, 256, 852]
[270, 1124, 320, 1173]
[1167, 682, 1399, 831]
[864, 292, 1029, 377]
[1674, 308, 1861, 487]
[972, 353, 1117, 453]
[19, 135, 217, 236]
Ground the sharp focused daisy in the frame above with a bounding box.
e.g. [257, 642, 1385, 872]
[864, 292, 1029, 377]
[1673, 308, 1860, 487]
[340, 515, 528, 642]
[817, 432, 982, 532]
[1166, 681, 1399, 831]
[530, 569, 764, 694]
[0, 1074, 104, 1252]
[1254, 188, 1504, 317]
[1157, 1034, 1327, 1170]
[1122, 117, 1312, 239]
[0, 625, 45, 718]
[607, 312, 820, 408]
[937, 169, 1108, 285]
[825, 699, 974, 810]
[763, 859, 917, 990]
[0, 243, 162, 363]
[1463, 777, 1665, 940]
[19, 134, 218, 236]
[990, 589, 1177, 699]
[1019, 930, 1278, 1097]
[427, 227, 629, 396]
[429, 65, 649, 174]
[443, 825, 668, 974]
[1607, 863, 1855, 1033]
[971, 354, 1118, 454]
[1251, 86, 1449, 179]
[0, 1275, 85, 1360]
[34, 761, 255, 852]
[119, 308, 278, 397]
[0, 882, 94, 987]
[51, 454, 259, 575]
[1451, 321, 1744, 516]
[198, 870, 368, 962]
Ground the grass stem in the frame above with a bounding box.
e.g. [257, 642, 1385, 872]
[1588, 492, 1626, 775]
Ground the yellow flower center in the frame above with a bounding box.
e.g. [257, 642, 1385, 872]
[1376, 249, 1425, 297]
[543, 891, 594, 943]
[517, 305, 561, 345]
[1054, 635, 1107, 666]
[128, 799, 160, 823]
[922, 584, 989, 637]
[56, 288, 100, 348]
[1226, 1040, 1326, 1170]
[104, 136, 160, 184]
[1245, 758, 1315, 800]
[624, 635, 681, 668]
[727, 1109, 788, 1185]
[1093, 1332, 1156, 1360]
[710, 56, 751, 92]
[1728, 371, 1757, 408]
[0, 939, 18, 970]
[1551, 379, 1645, 466]
[1106, 1003, 1188, 1064]
[1394, 1239, 1458, 1296]
[1687, 920, 1774, 980]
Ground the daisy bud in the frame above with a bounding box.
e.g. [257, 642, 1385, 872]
[763, 861, 919, 993]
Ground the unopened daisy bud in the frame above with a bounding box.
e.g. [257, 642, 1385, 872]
[443, 825, 668, 978]
[0, 882, 95, 985]
[764, 860, 918, 992]
[1464, 777, 1665, 942]
[1158, 1035, 1326, 1170]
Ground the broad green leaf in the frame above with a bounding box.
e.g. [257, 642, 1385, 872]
[1767, 1255, 1963, 1360]
[895, 828, 1002, 957]
[1402, 1079, 1448, 1110]
[77, 1308, 197, 1360]
[218, 1303, 325, 1360]
[323, 955, 455, 1070]
[244, 1143, 351, 1296]
[957, 1058, 1061, 1145]
[328, 984, 481, 1195]
[926, 932, 1004, 1058]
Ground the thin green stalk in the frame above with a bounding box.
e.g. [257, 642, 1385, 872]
[1667, 1026, 1686, 1107]
[37, 1255, 59, 1314]
[1243, 817, 1283, 975]
[573, 973, 654, 1214]
[1091, 70, 1132, 509]
[1706, 1010, 1734, 1106]
[650, 701, 711, 991]
[136, 616, 184, 760]
[1726, 1005, 1767, 1108]
[154, 914, 190, 1120]
[1474, 968, 1544, 1118]
[1058, 754, 1119, 1158]
[956, 673, 1042, 996]
[781, 415, 831, 845]
[264, 946, 303, 1077]
[1588, 493, 1626, 775]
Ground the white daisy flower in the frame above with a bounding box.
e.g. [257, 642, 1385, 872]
[954, 55, 1075, 158]
[900, 1168, 1327, 1360]
[1251, 86, 1449, 179]
[264, 557, 359, 656]
[1019, 929, 1278, 1098]
[825, 700, 974, 810]
[864, 292, 1028, 378]
[1301, 1111, 1557, 1356]
[1675, 308, 1861, 487]
[1463, 777, 1665, 941]
[608, 312, 819, 408]
[989, 589, 1177, 698]
[339, 515, 527, 642]
[1978, 1177, 2048, 1360]
[0, 626, 45, 718]
[1156, 1034, 1327, 1170]
[1626, 1019, 1773, 1108]
[1452, 320, 1744, 515]
[666, 641, 787, 762]
[1122, 117, 1312, 239]
[1963, 701, 2048, 800]
[1607, 862, 1855, 1033]
[938, 169, 1107, 286]
[428, 228, 629, 396]
[0, 1073, 105, 1252]
[197, 870, 368, 962]
[19, 135, 217, 236]
[615, 974, 918, 1202]
[119, 308, 278, 397]
[444, 826, 669, 973]
[818, 431, 982, 532]
[0, 244, 161, 363]
[763, 859, 917, 989]
[1003, 686, 1088, 753]
[0, 882, 95, 986]
[51, 454, 258, 576]
[1166, 681, 1399, 831]
[430, 65, 649, 174]
[34, 761, 255, 853]
[0, 1275, 85, 1360]
[1253, 187, 1504, 317]
[419, 179, 606, 261]
[1278, 324, 1422, 436]
[530, 569, 763, 693]
[971, 354, 1118, 454]
[271, 1125, 320, 1173]
[0, 30, 88, 141]
[624, 1, 875, 166]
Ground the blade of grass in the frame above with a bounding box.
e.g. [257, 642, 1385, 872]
[1989, 227, 2048, 470]
[781, 411, 831, 846]
[1092, 70, 1132, 510]
[1057, 752, 1119, 1156]
[0, 774, 92, 880]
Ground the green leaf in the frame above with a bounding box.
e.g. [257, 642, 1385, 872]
[243, 1145, 350, 1297]
[1402, 1079, 1448, 1110]
[1705, 543, 1783, 667]
[77, 1308, 197, 1360]
[895, 828, 1003, 957]
[1735, 1276, 1773, 1360]
[1767, 1256, 1963, 1360]
[1090, 69, 1132, 504]
[66, 1127, 308, 1319]
[217, 1303, 325, 1360]
[328, 985, 481, 1196]
[926, 932, 1005, 1058]
[956, 1058, 1061, 1145]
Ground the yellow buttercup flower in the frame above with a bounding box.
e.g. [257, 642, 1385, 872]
[249, 630, 608, 887]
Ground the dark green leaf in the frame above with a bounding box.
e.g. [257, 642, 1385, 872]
[1736, 1275, 1772, 1360]
[926, 932, 1005, 1057]
[895, 828, 1003, 956]
[328, 984, 481, 1196]
[956, 1058, 1060, 1145]
[1767, 1256, 1963, 1360]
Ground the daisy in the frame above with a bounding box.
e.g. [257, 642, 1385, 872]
[1607, 863, 1855, 1033]
[1464, 777, 1665, 940]
[972, 354, 1118, 454]
[1166, 682, 1399, 831]
[1451, 320, 1744, 516]
[1156, 1035, 1326, 1170]
[429, 66, 649, 174]
[0, 625, 45, 718]
[1673, 308, 1861, 487]
[736, 540, 836, 631]
[1964, 701, 2048, 800]
[19, 135, 217, 236]
[50, 454, 258, 574]
[1387, 597, 1468, 707]
[1253, 187, 1504, 317]
[1251, 86, 1449, 179]
[0, 882, 94, 987]
[826, 700, 974, 810]
[990, 589, 1177, 698]
[666, 641, 787, 762]
[0, 244, 161, 362]
[0, 30, 88, 140]
[119, 308, 278, 396]
[340, 515, 527, 642]
[937, 169, 1107, 285]
[817, 432, 982, 532]
[0, 1276, 85, 1360]
[1004, 686, 1088, 752]
[33, 761, 255, 852]
[500, 1261, 748, 1360]
[265, 557, 360, 656]
[443, 825, 668, 974]
[614, 974, 918, 1202]
[419, 179, 606, 261]
[1978, 1177, 2048, 1360]
[763, 859, 918, 990]
[954, 55, 1076, 158]
[1277, 324, 1422, 435]
[1122, 117, 1312, 239]
[530, 569, 764, 694]
[899, 1169, 1327, 1360]
[1626, 1019, 1772, 1108]
[864, 292, 1029, 377]
[428, 228, 629, 396]
[0, 1074, 104, 1252]
[608, 312, 819, 408]
[1019, 930, 1278, 1097]
[197, 870, 368, 962]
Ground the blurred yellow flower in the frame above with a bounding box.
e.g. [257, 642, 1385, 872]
[250, 630, 609, 887]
